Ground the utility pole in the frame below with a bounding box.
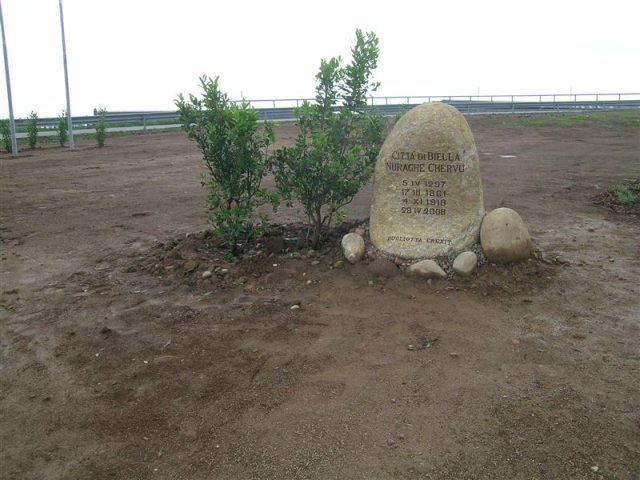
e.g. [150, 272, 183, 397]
[0, 0, 18, 156]
[59, 0, 74, 149]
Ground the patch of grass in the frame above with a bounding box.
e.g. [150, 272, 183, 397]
[501, 110, 640, 129]
[14, 117, 181, 134]
[78, 118, 180, 129]
[615, 185, 637, 205]
[5, 127, 178, 150]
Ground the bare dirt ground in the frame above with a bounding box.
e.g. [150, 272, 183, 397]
[1, 115, 639, 480]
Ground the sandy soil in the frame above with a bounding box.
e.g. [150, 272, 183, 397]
[1, 116, 639, 479]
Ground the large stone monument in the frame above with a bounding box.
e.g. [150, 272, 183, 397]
[369, 103, 484, 258]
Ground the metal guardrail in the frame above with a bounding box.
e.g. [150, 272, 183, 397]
[11, 93, 640, 130]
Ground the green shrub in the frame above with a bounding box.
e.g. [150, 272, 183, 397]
[26, 111, 38, 149]
[95, 108, 107, 147]
[0, 119, 11, 153]
[175, 76, 275, 254]
[271, 29, 386, 248]
[615, 185, 636, 205]
[57, 111, 68, 147]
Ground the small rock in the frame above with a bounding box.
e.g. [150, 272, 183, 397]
[449, 352, 459, 358]
[397, 433, 406, 440]
[184, 260, 199, 273]
[243, 284, 255, 293]
[387, 438, 396, 447]
[452, 251, 478, 277]
[333, 260, 344, 268]
[306, 280, 313, 285]
[290, 305, 300, 310]
[307, 250, 317, 258]
[341, 233, 366, 264]
[202, 270, 213, 279]
[407, 259, 447, 279]
[311, 260, 320, 266]
[101, 326, 112, 335]
[407, 344, 415, 351]
[220, 268, 229, 274]
[480, 208, 532, 263]
[591, 466, 599, 473]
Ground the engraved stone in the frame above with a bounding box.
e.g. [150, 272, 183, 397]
[370, 103, 484, 258]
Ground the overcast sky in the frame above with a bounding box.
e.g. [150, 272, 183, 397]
[1, 0, 639, 118]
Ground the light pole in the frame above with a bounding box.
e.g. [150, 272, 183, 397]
[0, 0, 18, 156]
[59, 0, 74, 149]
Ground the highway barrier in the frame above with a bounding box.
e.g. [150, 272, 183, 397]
[11, 93, 640, 133]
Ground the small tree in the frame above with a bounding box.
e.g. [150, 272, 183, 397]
[271, 30, 386, 247]
[175, 76, 275, 254]
[0, 119, 11, 153]
[57, 111, 68, 147]
[95, 108, 107, 147]
[26, 111, 38, 149]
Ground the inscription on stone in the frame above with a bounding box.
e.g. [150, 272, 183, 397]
[369, 103, 484, 258]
